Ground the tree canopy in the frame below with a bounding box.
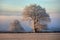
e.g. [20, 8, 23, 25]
[23, 4, 51, 32]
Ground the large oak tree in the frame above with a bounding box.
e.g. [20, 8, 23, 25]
[23, 4, 51, 32]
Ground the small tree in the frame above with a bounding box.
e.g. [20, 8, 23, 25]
[10, 20, 25, 32]
[23, 4, 51, 32]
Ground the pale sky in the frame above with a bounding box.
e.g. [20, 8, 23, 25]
[0, 0, 60, 13]
[0, 0, 60, 31]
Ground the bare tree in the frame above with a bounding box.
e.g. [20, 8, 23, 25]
[9, 20, 25, 32]
[23, 4, 51, 32]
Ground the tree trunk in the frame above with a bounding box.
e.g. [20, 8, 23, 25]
[34, 17, 40, 33]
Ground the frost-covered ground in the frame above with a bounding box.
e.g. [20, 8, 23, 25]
[0, 33, 60, 40]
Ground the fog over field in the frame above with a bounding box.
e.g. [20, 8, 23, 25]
[0, 11, 60, 32]
[0, 0, 60, 32]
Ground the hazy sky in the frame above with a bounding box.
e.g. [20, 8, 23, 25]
[0, 0, 60, 31]
[0, 0, 60, 13]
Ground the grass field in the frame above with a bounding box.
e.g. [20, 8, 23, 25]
[0, 33, 60, 40]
